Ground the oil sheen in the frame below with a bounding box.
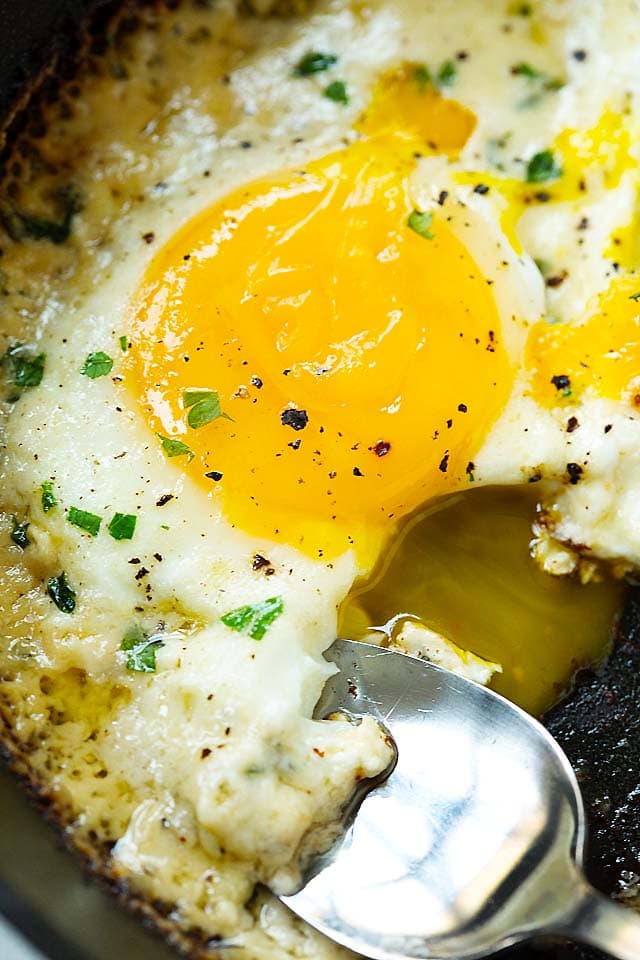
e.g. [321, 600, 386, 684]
[340, 486, 622, 715]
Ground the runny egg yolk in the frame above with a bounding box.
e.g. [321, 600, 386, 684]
[130, 69, 513, 565]
[527, 275, 640, 409]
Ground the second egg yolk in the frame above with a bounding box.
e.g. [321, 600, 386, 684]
[130, 77, 513, 566]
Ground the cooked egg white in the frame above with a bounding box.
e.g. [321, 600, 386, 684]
[2, 1, 640, 958]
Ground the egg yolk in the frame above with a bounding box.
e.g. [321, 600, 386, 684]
[527, 275, 640, 408]
[129, 70, 513, 565]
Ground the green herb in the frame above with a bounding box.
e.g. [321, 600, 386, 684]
[414, 64, 432, 89]
[407, 210, 435, 240]
[629, 291, 640, 301]
[245, 766, 264, 776]
[323, 80, 349, 105]
[121, 623, 164, 673]
[526, 149, 562, 183]
[512, 61, 544, 79]
[160, 524, 170, 530]
[68, 506, 102, 537]
[183, 389, 232, 429]
[81, 351, 114, 379]
[119, 335, 128, 353]
[47, 572, 76, 614]
[221, 596, 284, 641]
[11, 518, 30, 549]
[0, 186, 81, 246]
[3, 343, 45, 395]
[157, 433, 194, 461]
[294, 51, 337, 76]
[436, 60, 457, 87]
[41, 480, 57, 513]
[108, 512, 137, 541]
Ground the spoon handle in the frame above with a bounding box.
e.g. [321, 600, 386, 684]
[564, 884, 640, 960]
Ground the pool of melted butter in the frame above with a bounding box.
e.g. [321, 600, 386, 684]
[340, 486, 622, 715]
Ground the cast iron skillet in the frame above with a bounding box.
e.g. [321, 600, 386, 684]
[0, 3, 638, 958]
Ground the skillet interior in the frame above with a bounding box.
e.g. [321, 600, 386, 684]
[0, 2, 638, 958]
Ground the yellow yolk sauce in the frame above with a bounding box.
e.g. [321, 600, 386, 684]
[340, 486, 622, 715]
[130, 74, 511, 566]
[527, 275, 640, 408]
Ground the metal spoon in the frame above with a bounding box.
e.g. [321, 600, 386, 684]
[281, 639, 640, 960]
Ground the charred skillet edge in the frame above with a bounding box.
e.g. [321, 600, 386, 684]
[0, 722, 232, 960]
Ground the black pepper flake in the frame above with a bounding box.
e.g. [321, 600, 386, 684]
[567, 462, 583, 485]
[156, 493, 174, 507]
[573, 49, 587, 61]
[240, 140, 252, 150]
[577, 216, 589, 230]
[473, 183, 490, 195]
[546, 271, 568, 288]
[438, 451, 450, 473]
[528, 470, 542, 483]
[369, 440, 391, 457]
[135, 566, 150, 580]
[551, 374, 571, 391]
[288, 438, 301, 450]
[533, 191, 551, 203]
[281, 408, 308, 431]
[457, 403, 468, 413]
[353, 467, 364, 477]
[437, 189, 449, 206]
[251, 375, 263, 389]
[128, 557, 141, 565]
[205, 471, 223, 481]
[201, 748, 212, 759]
[142, 232, 155, 244]
[465, 460, 475, 478]
[566, 416, 579, 433]
[604, 423, 613, 434]
[153, 553, 163, 562]
[252, 553, 271, 571]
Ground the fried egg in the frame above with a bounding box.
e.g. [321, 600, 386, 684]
[1, 1, 640, 958]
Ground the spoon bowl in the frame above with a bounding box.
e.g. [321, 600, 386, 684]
[281, 639, 640, 960]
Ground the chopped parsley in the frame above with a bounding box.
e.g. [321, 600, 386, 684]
[407, 210, 435, 239]
[293, 51, 338, 76]
[68, 506, 102, 536]
[629, 291, 640, 302]
[47, 572, 76, 614]
[81, 351, 114, 379]
[323, 80, 349, 104]
[436, 60, 457, 87]
[183, 389, 232, 429]
[1, 185, 81, 245]
[221, 596, 284, 641]
[11, 518, 30, 550]
[41, 480, 57, 513]
[157, 433, 194, 461]
[121, 623, 164, 673]
[108, 512, 137, 541]
[414, 64, 432, 89]
[512, 61, 544, 79]
[119, 335, 128, 352]
[3, 343, 45, 396]
[526, 150, 563, 183]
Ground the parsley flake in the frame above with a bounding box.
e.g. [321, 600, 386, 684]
[294, 51, 338, 76]
[11, 518, 30, 550]
[81, 351, 114, 379]
[221, 596, 284, 641]
[629, 291, 640, 302]
[183, 389, 232, 429]
[47, 572, 76, 614]
[119, 335, 128, 352]
[407, 210, 435, 239]
[68, 506, 102, 536]
[324, 80, 349, 104]
[3, 343, 45, 395]
[157, 433, 194, 461]
[414, 64, 432, 89]
[108, 512, 137, 541]
[121, 623, 164, 673]
[526, 150, 563, 183]
[41, 480, 57, 513]
[436, 60, 457, 87]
